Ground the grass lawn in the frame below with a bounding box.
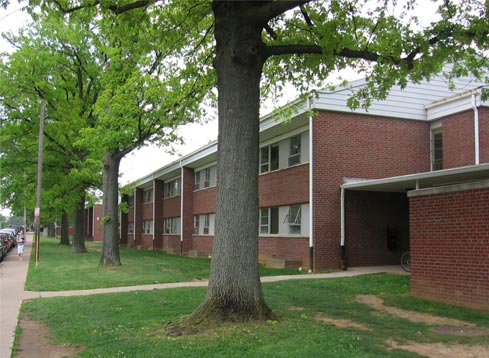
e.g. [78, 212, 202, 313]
[26, 238, 304, 291]
[20, 274, 489, 358]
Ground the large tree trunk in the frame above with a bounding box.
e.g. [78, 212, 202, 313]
[72, 193, 88, 253]
[191, 1, 273, 323]
[59, 211, 71, 245]
[100, 151, 122, 266]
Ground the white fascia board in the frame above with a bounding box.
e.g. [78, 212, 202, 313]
[135, 141, 218, 187]
[341, 163, 489, 191]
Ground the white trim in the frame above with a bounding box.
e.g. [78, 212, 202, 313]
[308, 96, 314, 253]
[407, 179, 489, 197]
[259, 125, 309, 148]
[472, 93, 480, 165]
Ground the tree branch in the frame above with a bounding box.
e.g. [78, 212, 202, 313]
[251, 0, 312, 23]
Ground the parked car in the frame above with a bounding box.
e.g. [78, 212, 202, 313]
[0, 229, 16, 248]
[0, 235, 7, 261]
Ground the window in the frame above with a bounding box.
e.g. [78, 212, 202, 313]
[127, 195, 134, 208]
[260, 144, 279, 173]
[194, 215, 200, 235]
[203, 214, 210, 235]
[194, 171, 200, 190]
[143, 188, 153, 203]
[142, 220, 153, 234]
[164, 217, 180, 234]
[204, 168, 211, 188]
[195, 167, 214, 190]
[432, 130, 443, 171]
[165, 178, 181, 198]
[259, 207, 279, 235]
[288, 135, 301, 166]
[128, 222, 134, 234]
[285, 205, 301, 234]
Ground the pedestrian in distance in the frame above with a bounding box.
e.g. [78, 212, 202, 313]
[16, 228, 26, 261]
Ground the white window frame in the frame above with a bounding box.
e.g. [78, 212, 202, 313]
[259, 207, 279, 235]
[164, 217, 180, 235]
[260, 143, 279, 174]
[285, 205, 301, 234]
[203, 214, 210, 235]
[204, 167, 211, 188]
[143, 188, 153, 203]
[165, 178, 181, 198]
[194, 215, 200, 235]
[142, 220, 153, 234]
[431, 128, 443, 171]
[194, 171, 200, 190]
[288, 135, 301, 167]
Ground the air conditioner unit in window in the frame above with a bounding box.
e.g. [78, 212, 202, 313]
[204, 180, 210, 188]
[203, 227, 209, 235]
[194, 183, 200, 190]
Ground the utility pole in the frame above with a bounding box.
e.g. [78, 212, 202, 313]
[34, 99, 45, 266]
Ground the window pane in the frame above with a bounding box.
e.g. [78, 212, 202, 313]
[260, 147, 269, 173]
[270, 207, 279, 234]
[270, 144, 279, 171]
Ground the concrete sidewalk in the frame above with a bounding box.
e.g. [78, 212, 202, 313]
[0, 233, 35, 358]
[0, 235, 407, 358]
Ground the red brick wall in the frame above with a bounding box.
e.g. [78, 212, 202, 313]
[259, 164, 309, 207]
[141, 235, 153, 249]
[163, 235, 181, 253]
[191, 236, 214, 253]
[409, 185, 489, 311]
[442, 110, 476, 168]
[142, 202, 153, 220]
[479, 107, 489, 164]
[182, 167, 194, 253]
[162, 196, 181, 218]
[193, 187, 216, 214]
[258, 237, 309, 266]
[134, 189, 143, 246]
[345, 191, 409, 266]
[313, 111, 430, 270]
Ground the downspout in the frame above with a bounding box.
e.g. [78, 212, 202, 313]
[180, 160, 184, 255]
[340, 186, 347, 270]
[152, 180, 156, 250]
[133, 188, 136, 246]
[308, 95, 314, 273]
[472, 92, 480, 165]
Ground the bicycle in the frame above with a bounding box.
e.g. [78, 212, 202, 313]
[400, 251, 411, 272]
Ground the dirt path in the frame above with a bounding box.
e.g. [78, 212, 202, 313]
[15, 313, 83, 358]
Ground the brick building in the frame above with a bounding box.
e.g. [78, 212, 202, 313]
[121, 74, 489, 311]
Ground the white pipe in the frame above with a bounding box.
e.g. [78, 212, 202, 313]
[133, 188, 136, 244]
[340, 187, 345, 246]
[180, 161, 184, 251]
[308, 95, 314, 272]
[472, 93, 480, 165]
[152, 180, 156, 243]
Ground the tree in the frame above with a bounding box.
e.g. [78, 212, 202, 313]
[0, 12, 103, 253]
[23, 0, 489, 324]
[77, 7, 213, 266]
